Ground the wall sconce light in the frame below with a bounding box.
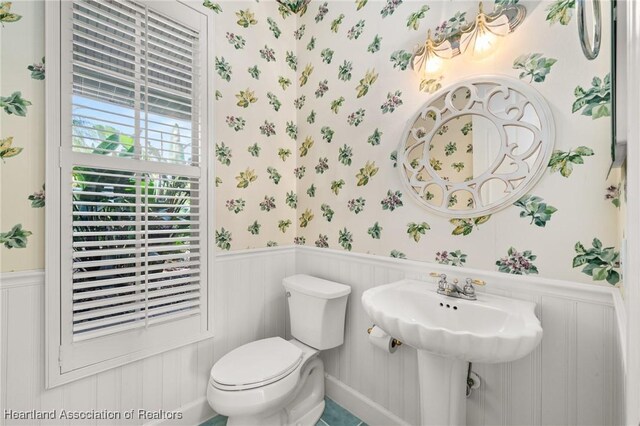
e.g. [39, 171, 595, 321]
[411, 2, 526, 75]
[460, 3, 510, 60]
[411, 30, 453, 76]
[275, 0, 311, 15]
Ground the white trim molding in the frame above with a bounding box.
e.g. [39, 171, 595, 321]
[3, 246, 619, 305]
[0, 270, 44, 290]
[324, 374, 410, 426]
[297, 246, 625, 425]
[215, 245, 296, 261]
[143, 397, 215, 426]
[1, 246, 626, 426]
[295, 246, 617, 306]
[624, 0, 640, 422]
[44, 0, 217, 389]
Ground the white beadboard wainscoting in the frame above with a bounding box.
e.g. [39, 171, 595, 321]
[1, 246, 625, 426]
[0, 247, 295, 426]
[295, 246, 626, 426]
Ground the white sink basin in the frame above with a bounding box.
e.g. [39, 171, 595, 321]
[361, 279, 543, 363]
[361, 279, 543, 425]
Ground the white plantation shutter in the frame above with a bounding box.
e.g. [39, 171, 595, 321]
[70, 168, 202, 342]
[48, 0, 213, 382]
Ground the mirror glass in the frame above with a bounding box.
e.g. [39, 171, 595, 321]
[399, 77, 555, 217]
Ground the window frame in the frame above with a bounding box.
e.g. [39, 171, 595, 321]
[45, 0, 216, 388]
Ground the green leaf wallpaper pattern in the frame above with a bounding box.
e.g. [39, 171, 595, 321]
[514, 195, 558, 227]
[0, 136, 23, 161]
[0, 224, 32, 249]
[28, 185, 45, 208]
[548, 146, 594, 177]
[27, 57, 45, 80]
[406, 5, 429, 30]
[546, 0, 575, 25]
[513, 53, 557, 83]
[0, 91, 32, 116]
[226, 32, 246, 49]
[380, 0, 402, 18]
[573, 73, 611, 119]
[496, 247, 539, 275]
[0, 2, 21, 25]
[435, 250, 467, 267]
[606, 185, 621, 208]
[315, 2, 328, 22]
[236, 9, 257, 28]
[573, 238, 620, 285]
[202, 1, 222, 14]
[0, 1, 623, 285]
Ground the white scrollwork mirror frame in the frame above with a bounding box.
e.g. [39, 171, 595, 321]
[398, 75, 555, 218]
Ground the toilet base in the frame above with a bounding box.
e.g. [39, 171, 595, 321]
[293, 399, 325, 426]
[225, 355, 325, 426]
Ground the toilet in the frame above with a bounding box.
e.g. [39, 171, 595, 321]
[207, 274, 351, 426]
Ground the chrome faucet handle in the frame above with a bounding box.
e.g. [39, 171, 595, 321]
[462, 278, 476, 297]
[430, 272, 447, 291]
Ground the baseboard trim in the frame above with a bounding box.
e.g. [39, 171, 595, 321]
[324, 374, 410, 426]
[143, 397, 216, 426]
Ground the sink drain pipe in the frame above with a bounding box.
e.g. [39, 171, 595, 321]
[466, 363, 481, 398]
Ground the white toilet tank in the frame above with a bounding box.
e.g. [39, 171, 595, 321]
[283, 275, 351, 350]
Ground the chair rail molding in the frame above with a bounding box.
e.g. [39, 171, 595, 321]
[0, 246, 625, 426]
[295, 245, 618, 305]
[0, 270, 45, 290]
[295, 245, 625, 425]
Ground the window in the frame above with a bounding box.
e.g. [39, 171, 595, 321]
[45, 0, 214, 387]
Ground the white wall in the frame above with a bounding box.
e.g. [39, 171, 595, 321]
[0, 247, 625, 425]
[623, 0, 640, 422]
[0, 248, 295, 426]
[296, 247, 626, 426]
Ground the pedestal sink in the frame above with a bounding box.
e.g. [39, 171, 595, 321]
[361, 279, 543, 426]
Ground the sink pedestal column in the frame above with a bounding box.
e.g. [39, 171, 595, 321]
[416, 351, 469, 426]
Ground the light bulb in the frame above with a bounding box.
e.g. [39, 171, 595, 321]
[471, 26, 501, 59]
[424, 54, 443, 75]
[460, 3, 510, 61]
[412, 30, 453, 77]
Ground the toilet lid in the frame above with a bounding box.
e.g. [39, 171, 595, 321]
[211, 337, 303, 390]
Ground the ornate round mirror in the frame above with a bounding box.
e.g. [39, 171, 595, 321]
[398, 76, 555, 218]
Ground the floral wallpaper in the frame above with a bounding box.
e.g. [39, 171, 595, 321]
[209, 1, 298, 251]
[0, 0, 624, 286]
[0, 0, 299, 271]
[0, 1, 44, 272]
[293, 0, 622, 284]
[406, 114, 475, 210]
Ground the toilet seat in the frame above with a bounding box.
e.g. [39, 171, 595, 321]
[211, 337, 303, 391]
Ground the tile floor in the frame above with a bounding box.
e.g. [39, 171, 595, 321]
[200, 397, 367, 426]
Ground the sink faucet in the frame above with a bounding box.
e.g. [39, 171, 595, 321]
[432, 273, 485, 301]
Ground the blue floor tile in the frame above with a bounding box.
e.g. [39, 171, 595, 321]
[201, 397, 365, 426]
[319, 398, 363, 426]
[200, 415, 227, 426]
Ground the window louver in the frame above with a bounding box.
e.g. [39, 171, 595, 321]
[71, 0, 200, 166]
[66, 0, 205, 343]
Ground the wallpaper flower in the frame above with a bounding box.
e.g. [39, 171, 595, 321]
[293, 0, 619, 285]
[0, 0, 623, 286]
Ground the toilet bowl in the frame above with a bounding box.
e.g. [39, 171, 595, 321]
[207, 275, 351, 426]
[207, 338, 324, 426]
